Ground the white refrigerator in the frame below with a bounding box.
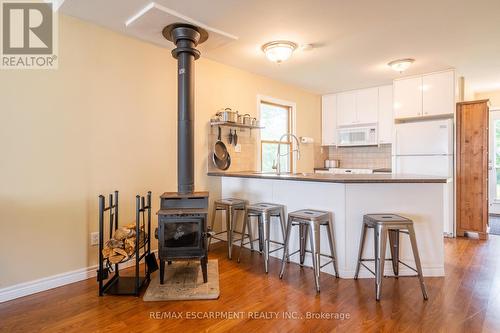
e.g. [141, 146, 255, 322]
[393, 119, 455, 236]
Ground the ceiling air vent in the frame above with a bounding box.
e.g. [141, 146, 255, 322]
[125, 2, 238, 51]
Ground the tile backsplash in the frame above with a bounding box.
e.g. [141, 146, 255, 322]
[327, 144, 392, 169]
[207, 126, 258, 172]
[208, 126, 390, 172]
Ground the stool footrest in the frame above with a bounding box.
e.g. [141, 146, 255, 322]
[215, 207, 246, 211]
[320, 260, 335, 269]
[358, 259, 419, 275]
[269, 246, 285, 254]
[286, 249, 301, 258]
[360, 263, 376, 276]
[211, 229, 246, 238]
[398, 260, 419, 274]
[211, 234, 248, 245]
[247, 213, 282, 217]
[282, 249, 336, 261]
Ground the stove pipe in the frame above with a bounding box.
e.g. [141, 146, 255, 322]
[162, 24, 208, 194]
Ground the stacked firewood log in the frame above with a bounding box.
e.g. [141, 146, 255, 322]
[102, 223, 146, 264]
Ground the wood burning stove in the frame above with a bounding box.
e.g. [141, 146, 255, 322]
[157, 192, 209, 284]
[156, 23, 210, 285]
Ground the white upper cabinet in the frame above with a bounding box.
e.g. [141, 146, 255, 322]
[356, 87, 379, 124]
[322, 84, 394, 146]
[337, 88, 378, 126]
[321, 94, 337, 146]
[422, 70, 455, 117]
[378, 85, 394, 144]
[336, 91, 356, 126]
[393, 76, 423, 119]
[394, 70, 455, 120]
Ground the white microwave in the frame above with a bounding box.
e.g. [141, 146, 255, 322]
[337, 126, 378, 146]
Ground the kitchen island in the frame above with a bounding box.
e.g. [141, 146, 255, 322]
[208, 171, 450, 278]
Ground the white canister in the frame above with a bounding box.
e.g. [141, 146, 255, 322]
[326, 160, 339, 168]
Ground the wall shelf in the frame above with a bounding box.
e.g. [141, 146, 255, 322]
[210, 121, 264, 130]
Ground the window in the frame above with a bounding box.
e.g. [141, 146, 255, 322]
[489, 110, 500, 203]
[494, 119, 500, 200]
[260, 101, 293, 173]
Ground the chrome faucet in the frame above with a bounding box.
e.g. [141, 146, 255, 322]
[272, 133, 301, 175]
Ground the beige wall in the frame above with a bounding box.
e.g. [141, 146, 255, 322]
[475, 90, 500, 108]
[0, 15, 320, 288]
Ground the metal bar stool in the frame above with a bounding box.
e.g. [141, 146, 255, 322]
[354, 214, 428, 301]
[279, 209, 339, 293]
[237, 202, 287, 273]
[208, 198, 253, 260]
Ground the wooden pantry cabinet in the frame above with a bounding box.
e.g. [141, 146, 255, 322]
[456, 100, 489, 239]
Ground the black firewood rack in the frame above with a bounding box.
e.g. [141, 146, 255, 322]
[97, 191, 157, 296]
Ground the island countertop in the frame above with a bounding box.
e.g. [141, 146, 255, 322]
[207, 171, 449, 184]
[214, 171, 448, 278]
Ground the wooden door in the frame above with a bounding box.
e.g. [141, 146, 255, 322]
[457, 100, 489, 239]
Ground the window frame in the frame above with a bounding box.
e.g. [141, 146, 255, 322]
[494, 119, 500, 200]
[490, 109, 500, 202]
[257, 95, 297, 173]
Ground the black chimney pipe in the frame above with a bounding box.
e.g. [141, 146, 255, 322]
[162, 24, 208, 194]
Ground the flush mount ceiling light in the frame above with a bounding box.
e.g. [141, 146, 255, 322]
[388, 58, 415, 73]
[261, 40, 298, 63]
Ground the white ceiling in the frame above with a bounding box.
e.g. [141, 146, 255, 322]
[60, 0, 500, 95]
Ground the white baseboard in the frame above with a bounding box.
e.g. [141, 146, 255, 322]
[0, 266, 98, 303]
[0, 250, 157, 304]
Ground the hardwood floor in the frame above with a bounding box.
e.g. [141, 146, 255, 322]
[1, 236, 500, 333]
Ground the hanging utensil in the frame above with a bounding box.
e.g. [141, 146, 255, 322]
[212, 151, 231, 170]
[233, 129, 238, 146]
[228, 129, 233, 145]
[214, 126, 228, 160]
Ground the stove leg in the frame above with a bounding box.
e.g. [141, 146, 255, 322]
[160, 258, 165, 284]
[200, 256, 208, 283]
